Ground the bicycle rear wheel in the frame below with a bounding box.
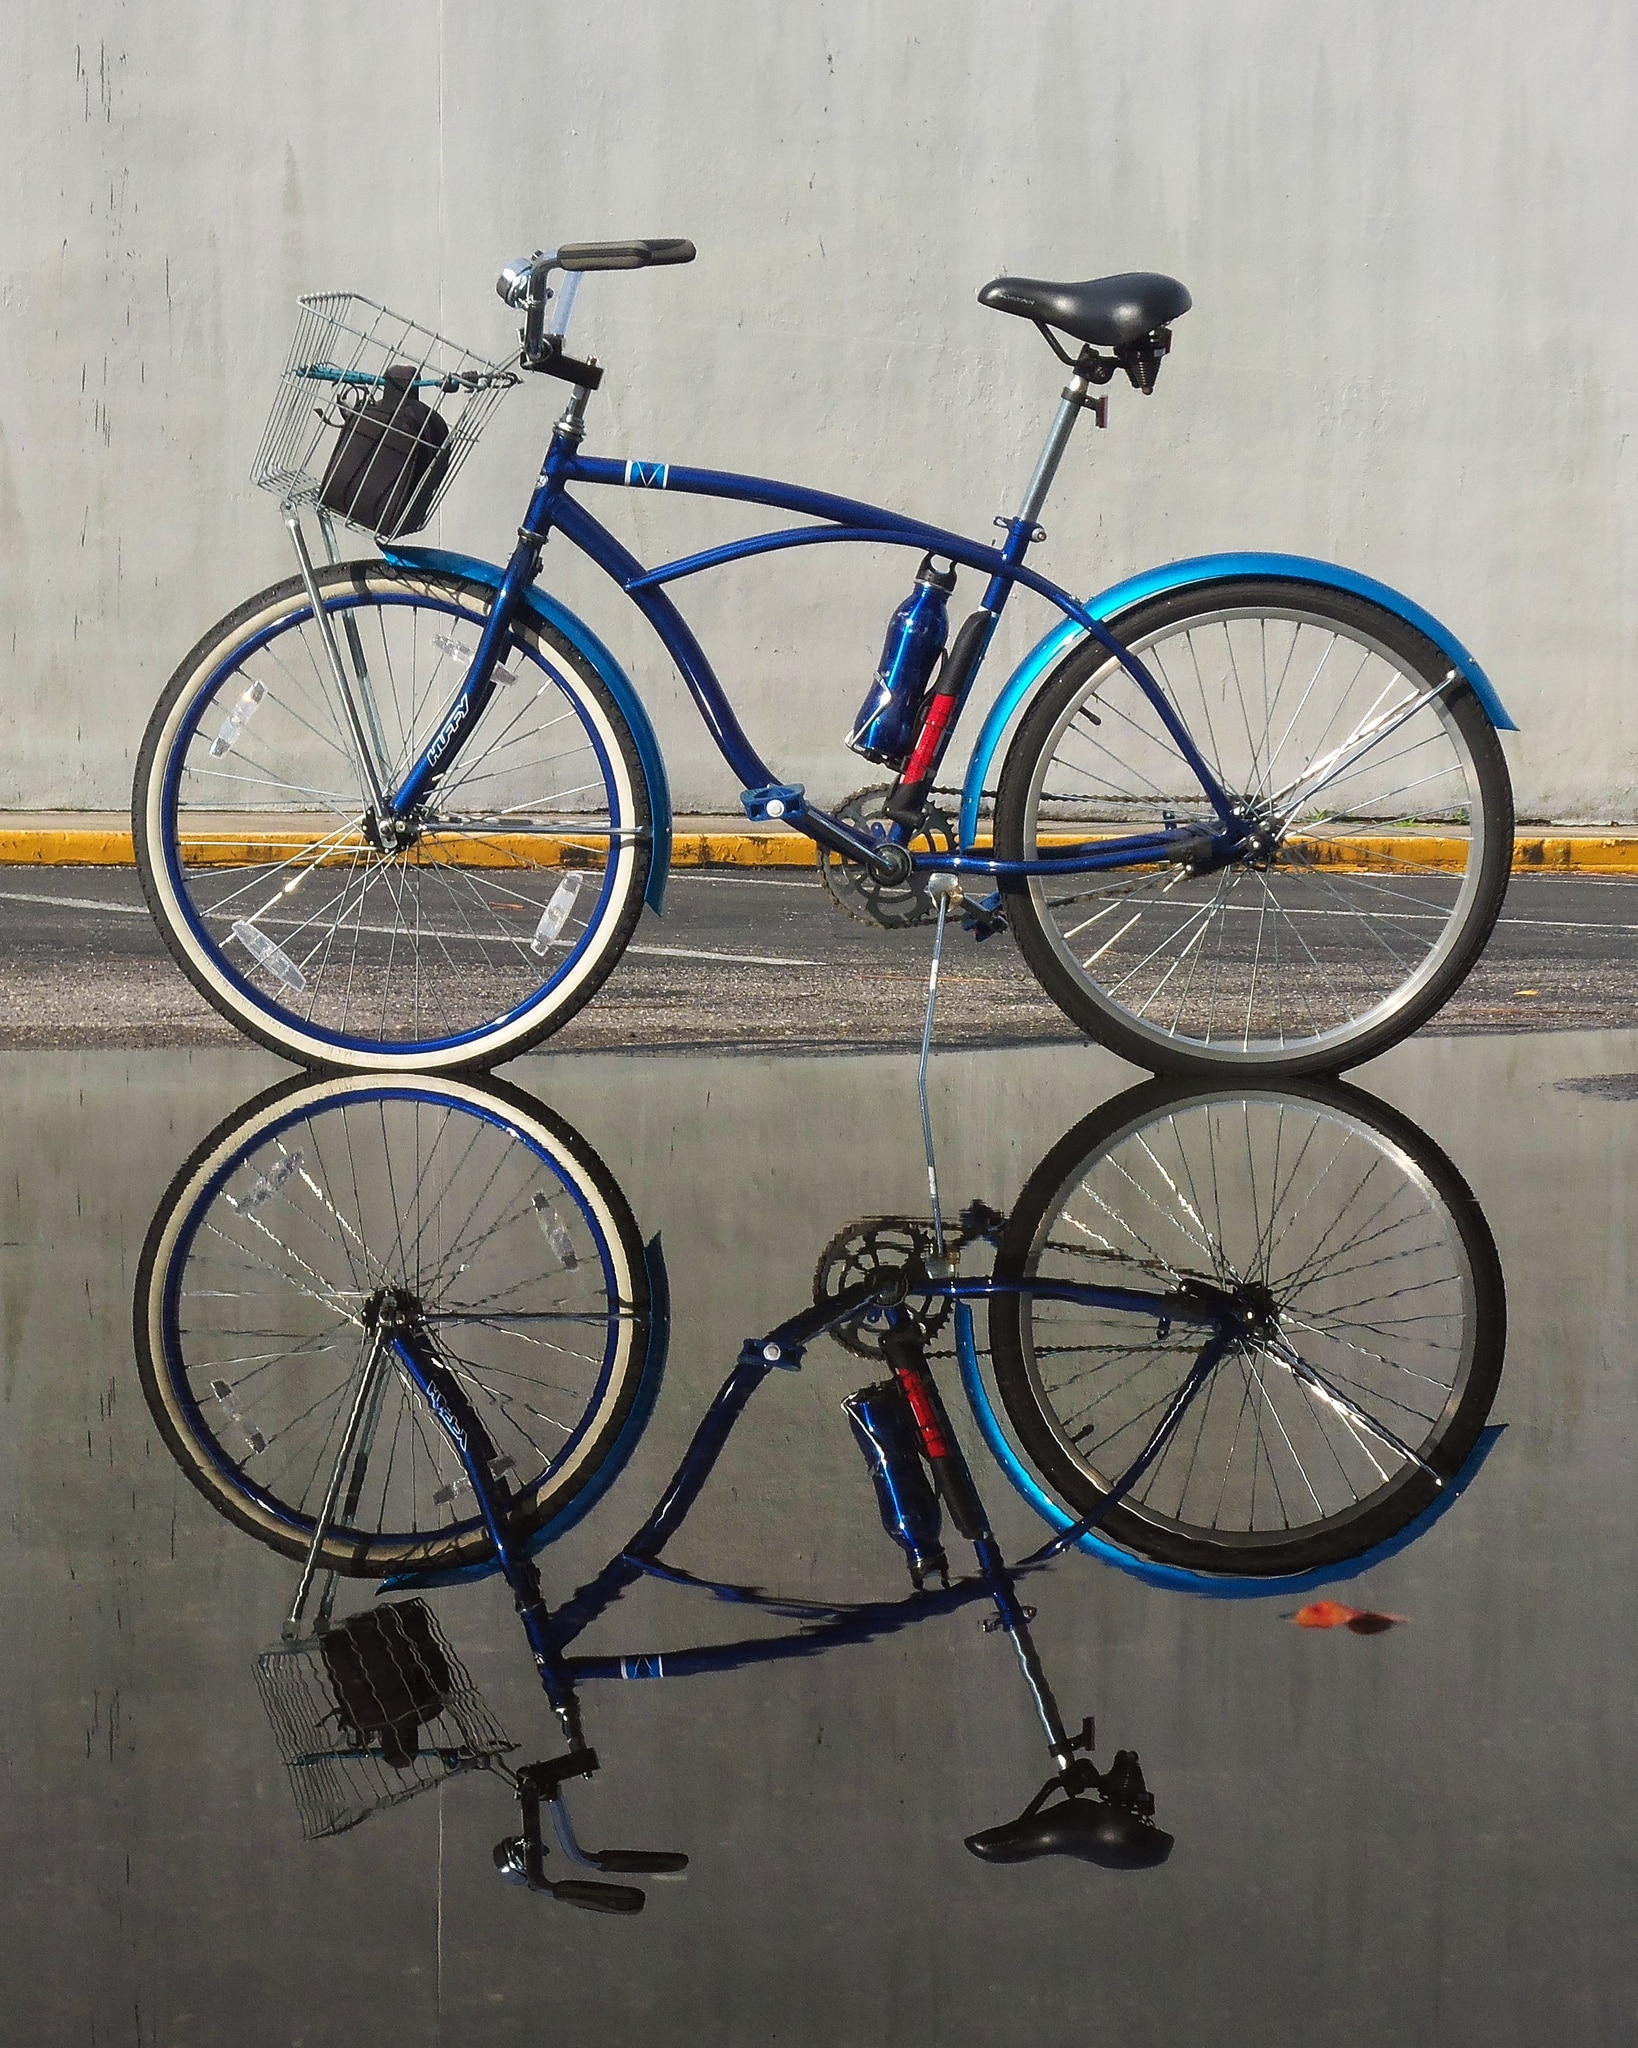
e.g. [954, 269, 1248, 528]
[995, 580, 1513, 1074]
[988, 1079, 1505, 1575]
[134, 1073, 654, 1573]
[133, 563, 652, 1071]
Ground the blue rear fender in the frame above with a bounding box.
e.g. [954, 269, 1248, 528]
[952, 1300, 1505, 1600]
[957, 553, 1517, 848]
[382, 544, 673, 912]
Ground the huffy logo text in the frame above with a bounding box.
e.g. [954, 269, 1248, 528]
[426, 692, 470, 769]
[426, 1386, 468, 1452]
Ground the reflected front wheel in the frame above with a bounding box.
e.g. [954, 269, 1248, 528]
[134, 1073, 655, 1573]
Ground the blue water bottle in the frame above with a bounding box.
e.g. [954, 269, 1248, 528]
[847, 554, 957, 768]
[843, 1382, 949, 1589]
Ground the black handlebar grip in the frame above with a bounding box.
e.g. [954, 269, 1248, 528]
[591, 1849, 691, 1874]
[557, 238, 697, 272]
[550, 1878, 647, 1914]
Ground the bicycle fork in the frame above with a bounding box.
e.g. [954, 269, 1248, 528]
[280, 1299, 667, 1913]
[284, 503, 540, 843]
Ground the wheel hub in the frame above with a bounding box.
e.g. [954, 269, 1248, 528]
[362, 807, 422, 855]
[362, 1283, 425, 1333]
[1228, 1278, 1282, 1341]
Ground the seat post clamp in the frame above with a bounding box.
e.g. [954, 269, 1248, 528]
[1063, 356, 1111, 426]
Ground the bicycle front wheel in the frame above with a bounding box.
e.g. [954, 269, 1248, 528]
[988, 1079, 1505, 1575]
[995, 579, 1513, 1073]
[134, 1073, 655, 1573]
[133, 563, 653, 1071]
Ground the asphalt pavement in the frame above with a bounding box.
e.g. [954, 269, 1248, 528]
[2, 865, 1637, 1053]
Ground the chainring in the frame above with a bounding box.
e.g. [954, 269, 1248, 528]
[812, 1215, 951, 1359]
[817, 785, 954, 929]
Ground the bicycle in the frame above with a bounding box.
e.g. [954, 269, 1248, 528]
[133, 1068, 1506, 1907]
[133, 240, 1517, 1074]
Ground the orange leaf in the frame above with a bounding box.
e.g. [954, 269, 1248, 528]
[1292, 1600, 1406, 1632]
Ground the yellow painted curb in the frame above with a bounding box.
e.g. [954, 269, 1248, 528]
[0, 828, 138, 864]
[0, 826, 817, 869]
[2, 826, 1638, 875]
[1511, 836, 1638, 874]
[669, 831, 817, 868]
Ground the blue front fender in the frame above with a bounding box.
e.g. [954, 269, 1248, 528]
[383, 544, 673, 912]
[957, 553, 1517, 848]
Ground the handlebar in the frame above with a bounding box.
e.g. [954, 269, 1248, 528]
[495, 1747, 690, 1910]
[496, 240, 697, 368]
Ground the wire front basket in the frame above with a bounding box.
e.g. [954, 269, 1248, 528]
[256, 1598, 514, 1841]
[251, 292, 518, 542]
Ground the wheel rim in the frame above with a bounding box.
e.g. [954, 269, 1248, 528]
[998, 1086, 1499, 1564]
[151, 579, 643, 1060]
[141, 1076, 646, 1563]
[1018, 604, 1496, 1062]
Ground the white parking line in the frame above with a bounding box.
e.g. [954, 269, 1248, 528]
[629, 943, 817, 966]
[0, 888, 148, 916]
[667, 870, 820, 890]
[0, 889, 817, 967]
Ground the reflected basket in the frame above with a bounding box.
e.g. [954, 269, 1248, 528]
[250, 292, 519, 542]
[256, 1598, 514, 1841]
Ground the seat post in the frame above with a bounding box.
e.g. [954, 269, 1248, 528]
[1014, 355, 1107, 527]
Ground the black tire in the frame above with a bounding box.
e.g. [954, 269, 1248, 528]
[995, 579, 1513, 1075]
[133, 563, 652, 1072]
[988, 1077, 1506, 1575]
[134, 1071, 654, 1574]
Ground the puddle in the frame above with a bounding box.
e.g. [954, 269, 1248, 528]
[1, 1031, 1635, 2045]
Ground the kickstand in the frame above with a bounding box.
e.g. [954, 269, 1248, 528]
[918, 875, 960, 1260]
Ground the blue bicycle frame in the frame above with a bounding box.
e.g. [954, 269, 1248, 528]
[380, 388, 1249, 883]
[360, 1247, 1489, 1900]
[374, 1262, 1229, 1810]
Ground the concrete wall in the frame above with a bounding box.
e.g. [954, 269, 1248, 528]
[1, 0, 1633, 819]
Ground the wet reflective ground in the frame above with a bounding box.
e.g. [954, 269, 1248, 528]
[3, 1031, 1636, 2045]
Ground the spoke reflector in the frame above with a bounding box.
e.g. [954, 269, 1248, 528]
[210, 678, 266, 757]
[530, 873, 583, 956]
[232, 919, 308, 993]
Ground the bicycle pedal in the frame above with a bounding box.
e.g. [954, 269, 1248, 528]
[740, 782, 806, 823]
[960, 890, 1008, 941]
[739, 1336, 803, 1370]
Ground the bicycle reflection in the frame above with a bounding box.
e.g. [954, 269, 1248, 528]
[133, 1072, 1506, 1908]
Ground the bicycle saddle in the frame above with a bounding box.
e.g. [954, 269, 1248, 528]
[965, 1793, 1174, 1870]
[978, 271, 1191, 350]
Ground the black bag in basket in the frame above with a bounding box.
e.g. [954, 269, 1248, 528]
[320, 1599, 455, 1770]
[319, 362, 451, 538]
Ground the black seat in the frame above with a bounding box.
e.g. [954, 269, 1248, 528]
[965, 1794, 1174, 1870]
[978, 271, 1191, 350]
